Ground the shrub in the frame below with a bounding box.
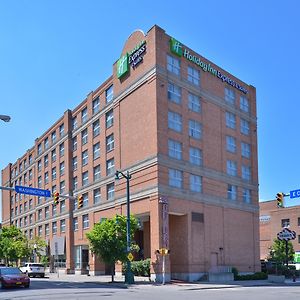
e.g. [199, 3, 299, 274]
[123, 258, 151, 277]
[235, 272, 267, 280]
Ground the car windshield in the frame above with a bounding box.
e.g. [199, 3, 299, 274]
[0, 268, 22, 275]
[30, 264, 44, 267]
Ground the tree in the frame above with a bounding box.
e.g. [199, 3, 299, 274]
[86, 215, 139, 282]
[0, 226, 29, 265]
[268, 239, 295, 264]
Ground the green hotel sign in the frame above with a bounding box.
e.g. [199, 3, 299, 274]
[117, 40, 146, 79]
[170, 37, 248, 94]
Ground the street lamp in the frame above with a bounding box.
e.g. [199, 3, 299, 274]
[0, 115, 11, 122]
[115, 170, 134, 284]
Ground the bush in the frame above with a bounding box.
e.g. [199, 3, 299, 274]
[235, 272, 267, 280]
[123, 259, 151, 277]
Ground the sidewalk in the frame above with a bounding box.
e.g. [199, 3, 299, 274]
[46, 272, 300, 289]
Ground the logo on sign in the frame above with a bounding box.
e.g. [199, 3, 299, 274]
[277, 228, 296, 241]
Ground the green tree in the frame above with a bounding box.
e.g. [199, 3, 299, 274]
[0, 226, 29, 265]
[86, 215, 139, 282]
[268, 239, 295, 264]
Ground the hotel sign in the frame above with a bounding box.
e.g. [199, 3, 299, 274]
[117, 40, 146, 79]
[169, 37, 248, 94]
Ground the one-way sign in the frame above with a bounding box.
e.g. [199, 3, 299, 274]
[15, 185, 51, 198]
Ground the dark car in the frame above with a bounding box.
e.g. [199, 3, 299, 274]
[0, 267, 30, 289]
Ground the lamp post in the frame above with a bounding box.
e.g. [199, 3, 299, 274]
[115, 170, 134, 284]
[0, 115, 11, 122]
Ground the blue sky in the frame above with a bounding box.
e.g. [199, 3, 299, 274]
[0, 0, 299, 220]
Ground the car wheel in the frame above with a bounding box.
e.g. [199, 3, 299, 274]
[41, 274, 45, 278]
[25, 284, 30, 288]
[0, 281, 6, 289]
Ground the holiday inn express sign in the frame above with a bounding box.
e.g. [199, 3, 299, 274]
[117, 40, 146, 79]
[169, 37, 248, 94]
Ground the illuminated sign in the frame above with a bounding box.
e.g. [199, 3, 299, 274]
[169, 37, 248, 94]
[117, 40, 146, 79]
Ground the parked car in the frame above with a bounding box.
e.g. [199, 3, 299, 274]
[0, 267, 30, 288]
[19, 263, 45, 278]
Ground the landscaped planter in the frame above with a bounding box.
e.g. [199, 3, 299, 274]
[268, 274, 285, 283]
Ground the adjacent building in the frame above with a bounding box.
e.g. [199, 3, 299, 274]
[1, 25, 260, 281]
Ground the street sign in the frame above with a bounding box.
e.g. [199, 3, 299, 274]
[127, 252, 134, 261]
[277, 228, 296, 241]
[290, 189, 300, 199]
[15, 185, 51, 198]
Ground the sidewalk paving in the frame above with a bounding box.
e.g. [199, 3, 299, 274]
[45, 272, 300, 289]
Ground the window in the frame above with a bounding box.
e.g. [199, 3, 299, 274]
[81, 128, 88, 145]
[52, 167, 56, 180]
[81, 107, 88, 124]
[52, 204, 57, 216]
[242, 165, 251, 181]
[188, 66, 200, 86]
[190, 174, 202, 192]
[44, 154, 49, 167]
[72, 156, 77, 171]
[82, 171, 89, 186]
[44, 137, 49, 150]
[29, 199, 33, 209]
[227, 185, 237, 200]
[168, 111, 182, 132]
[37, 143, 42, 155]
[60, 180, 65, 193]
[168, 82, 181, 104]
[60, 199, 66, 213]
[226, 112, 236, 129]
[106, 158, 115, 176]
[60, 162, 65, 176]
[298, 217, 300, 227]
[24, 201, 28, 211]
[106, 134, 114, 152]
[240, 96, 249, 113]
[82, 192, 89, 207]
[38, 225, 42, 236]
[93, 120, 100, 137]
[73, 176, 78, 190]
[52, 222, 57, 235]
[227, 160, 237, 176]
[29, 169, 33, 180]
[59, 124, 64, 137]
[59, 143, 64, 157]
[189, 120, 202, 139]
[94, 165, 101, 181]
[51, 131, 56, 144]
[72, 137, 77, 151]
[38, 160, 42, 172]
[226, 136, 236, 153]
[241, 119, 250, 135]
[188, 93, 201, 113]
[29, 214, 33, 224]
[38, 176, 42, 188]
[93, 142, 100, 159]
[167, 54, 180, 75]
[83, 214, 89, 229]
[168, 139, 182, 160]
[44, 172, 49, 184]
[94, 188, 101, 204]
[37, 196, 42, 205]
[241, 142, 251, 158]
[281, 218, 290, 228]
[45, 206, 50, 219]
[169, 169, 183, 188]
[189, 147, 202, 166]
[107, 183, 115, 200]
[72, 116, 77, 130]
[92, 97, 100, 114]
[19, 204, 23, 214]
[60, 219, 66, 233]
[51, 149, 56, 162]
[225, 87, 235, 105]
[243, 189, 251, 203]
[82, 150, 88, 166]
[106, 110, 114, 128]
[73, 217, 78, 231]
[106, 85, 113, 103]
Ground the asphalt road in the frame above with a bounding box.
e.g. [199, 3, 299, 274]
[1, 278, 300, 300]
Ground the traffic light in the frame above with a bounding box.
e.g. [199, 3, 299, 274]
[53, 192, 59, 205]
[276, 192, 284, 208]
[77, 195, 83, 209]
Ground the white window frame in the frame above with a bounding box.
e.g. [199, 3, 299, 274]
[241, 119, 250, 135]
[168, 139, 182, 160]
[82, 150, 88, 166]
[227, 184, 237, 200]
[167, 54, 180, 75]
[241, 142, 251, 158]
[227, 160, 237, 176]
[168, 82, 181, 104]
[226, 112, 236, 129]
[106, 134, 114, 152]
[242, 165, 251, 181]
[225, 87, 235, 105]
[92, 97, 100, 114]
[189, 120, 202, 139]
[188, 93, 201, 113]
[188, 66, 200, 86]
[190, 174, 202, 192]
[168, 111, 182, 132]
[169, 168, 183, 188]
[189, 147, 202, 166]
[226, 136, 236, 153]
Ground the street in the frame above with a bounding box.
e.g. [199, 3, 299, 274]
[1, 277, 300, 300]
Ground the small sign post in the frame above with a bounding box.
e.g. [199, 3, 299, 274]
[277, 228, 296, 267]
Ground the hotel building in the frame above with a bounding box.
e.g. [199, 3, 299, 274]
[1, 25, 260, 281]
